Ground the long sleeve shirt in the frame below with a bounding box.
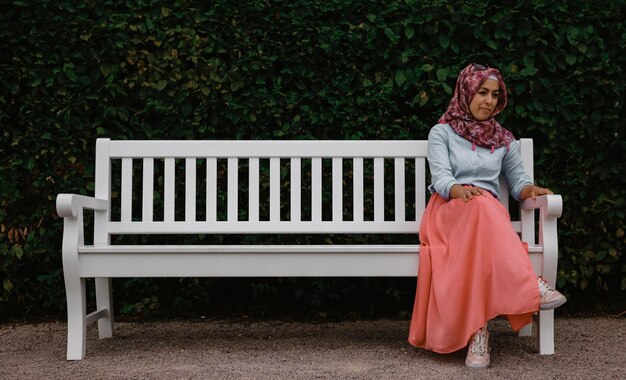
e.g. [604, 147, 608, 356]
[427, 123, 533, 200]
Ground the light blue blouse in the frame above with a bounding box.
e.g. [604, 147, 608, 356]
[427, 123, 533, 200]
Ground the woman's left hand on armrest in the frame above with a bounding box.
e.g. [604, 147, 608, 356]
[520, 184, 553, 201]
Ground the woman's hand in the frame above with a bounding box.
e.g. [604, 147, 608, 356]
[520, 184, 553, 200]
[450, 184, 485, 202]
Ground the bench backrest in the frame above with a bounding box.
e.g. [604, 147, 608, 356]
[92, 138, 534, 245]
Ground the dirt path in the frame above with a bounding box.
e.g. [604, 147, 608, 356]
[1, 317, 624, 379]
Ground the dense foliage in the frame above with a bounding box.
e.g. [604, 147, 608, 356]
[1, 0, 624, 319]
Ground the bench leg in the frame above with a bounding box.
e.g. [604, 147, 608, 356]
[66, 277, 87, 360]
[536, 309, 555, 355]
[95, 277, 114, 339]
[518, 322, 533, 337]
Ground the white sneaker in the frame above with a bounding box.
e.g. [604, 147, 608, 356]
[465, 325, 490, 369]
[538, 276, 567, 310]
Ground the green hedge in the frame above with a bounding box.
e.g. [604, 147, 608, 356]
[1, 0, 624, 319]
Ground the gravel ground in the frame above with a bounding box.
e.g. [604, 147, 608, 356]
[1, 317, 624, 379]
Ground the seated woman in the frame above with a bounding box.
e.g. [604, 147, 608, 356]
[408, 63, 566, 369]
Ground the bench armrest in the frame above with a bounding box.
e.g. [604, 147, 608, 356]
[520, 194, 562, 286]
[57, 194, 108, 218]
[520, 194, 562, 218]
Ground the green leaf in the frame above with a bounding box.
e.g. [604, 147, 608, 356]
[417, 90, 429, 106]
[100, 64, 111, 78]
[394, 70, 406, 86]
[436, 68, 447, 82]
[565, 55, 577, 65]
[3, 279, 12, 292]
[438, 34, 450, 48]
[384, 27, 397, 42]
[514, 82, 527, 95]
[10, 245, 23, 259]
[404, 25, 414, 39]
[156, 80, 167, 91]
[520, 67, 538, 76]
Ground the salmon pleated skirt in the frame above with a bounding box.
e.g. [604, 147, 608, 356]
[408, 192, 540, 354]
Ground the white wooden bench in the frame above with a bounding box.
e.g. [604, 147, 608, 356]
[56, 138, 563, 360]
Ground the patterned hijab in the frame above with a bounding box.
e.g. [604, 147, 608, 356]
[438, 63, 514, 152]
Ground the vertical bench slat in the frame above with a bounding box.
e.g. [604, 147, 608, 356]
[94, 139, 111, 245]
[332, 157, 342, 222]
[270, 157, 280, 221]
[416, 157, 426, 224]
[290, 158, 301, 221]
[206, 158, 217, 222]
[249, 158, 259, 222]
[164, 158, 175, 222]
[121, 158, 133, 222]
[353, 157, 364, 222]
[394, 158, 405, 221]
[228, 158, 238, 222]
[312, 157, 322, 222]
[374, 157, 384, 221]
[142, 158, 154, 222]
[185, 158, 196, 222]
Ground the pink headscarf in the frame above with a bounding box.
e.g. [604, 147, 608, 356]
[438, 63, 514, 152]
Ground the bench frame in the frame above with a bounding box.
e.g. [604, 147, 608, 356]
[57, 138, 562, 360]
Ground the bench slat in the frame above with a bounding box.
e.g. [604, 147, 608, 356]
[78, 244, 543, 254]
[228, 157, 238, 222]
[121, 158, 132, 222]
[416, 157, 426, 225]
[290, 158, 301, 221]
[186, 158, 196, 222]
[312, 158, 322, 222]
[395, 157, 405, 221]
[249, 158, 259, 222]
[107, 221, 421, 234]
[270, 157, 280, 221]
[164, 158, 175, 221]
[353, 158, 364, 222]
[206, 157, 217, 222]
[108, 140, 429, 158]
[333, 157, 342, 221]
[94, 138, 110, 245]
[374, 158, 384, 221]
[142, 158, 154, 222]
[75, 245, 545, 278]
[78, 251, 420, 277]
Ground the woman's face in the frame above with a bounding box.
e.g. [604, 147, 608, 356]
[469, 78, 500, 121]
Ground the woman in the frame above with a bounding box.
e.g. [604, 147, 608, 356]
[408, 63, 566, 369]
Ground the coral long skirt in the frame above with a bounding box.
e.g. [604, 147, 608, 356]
[408, 192, 540, 354]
